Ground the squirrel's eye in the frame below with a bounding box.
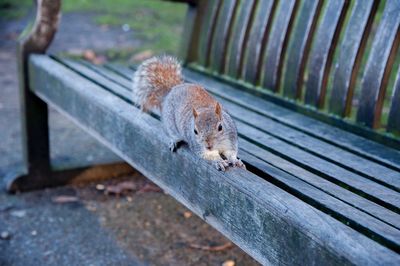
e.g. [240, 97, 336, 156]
[194, 129, 198, 135]
[218, 124, 223, 131]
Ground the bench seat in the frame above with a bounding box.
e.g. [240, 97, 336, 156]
[28, 54, 400, 265]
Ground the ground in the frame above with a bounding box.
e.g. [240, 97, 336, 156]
[0, 3, 259, 266]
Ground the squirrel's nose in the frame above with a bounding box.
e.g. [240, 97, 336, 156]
[206, 141, 213, 150]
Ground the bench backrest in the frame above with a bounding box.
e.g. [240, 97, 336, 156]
[182, 0, 400, 137]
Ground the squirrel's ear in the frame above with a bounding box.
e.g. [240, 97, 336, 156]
[215, 103, 222, 119]
[192, 108, 198, 119]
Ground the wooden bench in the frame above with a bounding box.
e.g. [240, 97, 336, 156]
[7, 0, 400, 264]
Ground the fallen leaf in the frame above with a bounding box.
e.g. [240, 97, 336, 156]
[189, 242, 233, 252]
[96, 184, 105, 191]
[52, 196, 79, 204]
[183, 211, 192, 218]
[131, 50, 154, 62]
[83, 50, 96, 61]
[105, 181, 137, 195]
[222, 260, 235, 266]
[137, 183, 163, 194]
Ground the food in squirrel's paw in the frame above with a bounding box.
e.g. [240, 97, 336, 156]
[132, 55, 245, 171]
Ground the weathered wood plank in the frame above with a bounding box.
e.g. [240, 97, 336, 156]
[197, 0, 221, 66]
[356, 0, 400, 128]
[79, 60, 131, 89]
[239, 139, 400, 230]
[57, 58, 131, 101]
[242, 0, 275, 83]
[238, 146, 400, 251]
[97, 62, 400, 192]
[388, 68, 400, 133]
[28, 55, 400, 265]
[226, 0, 256, 78]
[182, 68, 400, 171]
[282, 0, 322, 99]
[9, 0, 62, 191]
[208, 0, 238, 73]
[103, 64, 400, 228]
[261, 0, 297, 91]
[304, 0, 348, 108]
[329, 0, 377, 117]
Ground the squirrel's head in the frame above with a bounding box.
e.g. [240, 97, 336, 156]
[192, 103, 224, 151]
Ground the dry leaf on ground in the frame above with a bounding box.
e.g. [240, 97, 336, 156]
[188, 242, 233, 252]
[52, 196, 79, 203]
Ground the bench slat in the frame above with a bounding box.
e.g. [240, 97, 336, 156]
[388, 68, 400, 133]
[30, 55, 400, 265]
[239, 148, 400, 251]
[304, 0, 347, 107]
[91, 63, 400, 194]
[183, 68, 400, 171]
[242, 0, 275, 83]
[101, 63, 400, 229]
[86, 62, 400, 233]
[282, 0, 322, 98]
[261, 0, 297, 92]
[356, 0, 400, 128]
[209, 0, 238, 73]
[226, 0, 256, 78]
[329, 0, 377, 117]
[196, 0, 221, 66]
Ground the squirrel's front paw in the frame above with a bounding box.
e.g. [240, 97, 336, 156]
[169, 140, 183, 152]
[228, 157, 246, 170]
[213, 159, 229, 171]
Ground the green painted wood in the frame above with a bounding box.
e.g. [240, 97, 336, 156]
[226, 0, 256, 78]
[197, 0, 221, 66]
[242, 0, 275, 83]
[209, 0, 238, 73]
[261, 0, 297, 92]
[388, 68, 400, 133]
[282, 0, 322, 99]
[29, 55, 400, 264]
[182, 68, 400, 171]
[304, 0, 347, 108]
[356, 0, 400, 128]
[329, 0, 376, 117]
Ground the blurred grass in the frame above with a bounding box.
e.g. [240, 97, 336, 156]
[0, 0, 187, 55]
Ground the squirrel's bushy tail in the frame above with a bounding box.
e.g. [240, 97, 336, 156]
[132, 55, 183, 112]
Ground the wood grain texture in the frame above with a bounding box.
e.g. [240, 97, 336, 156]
[388, 67, 400, 133]
[261, 0, 297, 91]
[242, 0, 275, 83]
[181, 68, 400, 172]
[226, 0, 256, 78]
[29, 55, 400, 265]
[329, 0, 377, 117]
[11, 0, 62, 190]
[304, 0, 348, 108]
[91, 63, 400, 241]
[104, 64, 400, 230]
[282, 0, 322, 99]
[196, 0, 221, 66]
[209, 0, 238, 73]
[98, 64, 400, 194]
[356, 0, 400, 128]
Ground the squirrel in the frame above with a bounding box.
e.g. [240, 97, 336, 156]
[132, 55, 245, 171]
